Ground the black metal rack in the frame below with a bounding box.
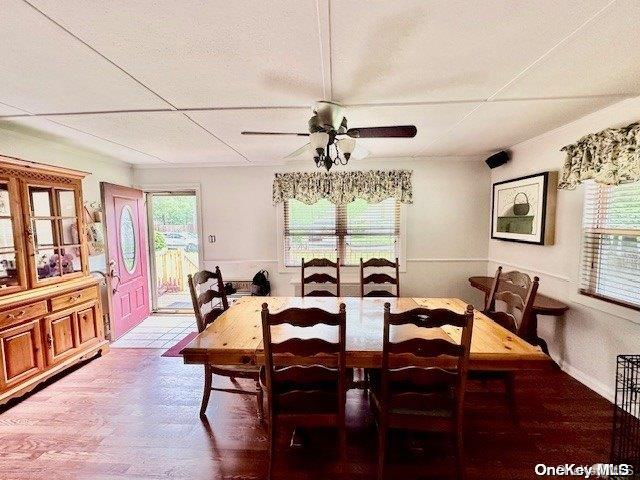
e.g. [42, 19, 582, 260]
[612, 355, 640, 474]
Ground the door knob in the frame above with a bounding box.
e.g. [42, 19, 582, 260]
[108, 259, 121, 294]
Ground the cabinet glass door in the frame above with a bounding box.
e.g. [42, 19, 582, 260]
[0, 179, 27, 295]
[28, 185, 85, 285]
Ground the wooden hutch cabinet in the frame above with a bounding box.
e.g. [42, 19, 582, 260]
[0, 156, 108, 405]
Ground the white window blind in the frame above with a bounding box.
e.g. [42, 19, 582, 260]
[284, 197, 400, 267]
[580, 181, 640, 310]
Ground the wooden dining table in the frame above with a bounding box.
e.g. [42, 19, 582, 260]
[181, 296, 551, 371]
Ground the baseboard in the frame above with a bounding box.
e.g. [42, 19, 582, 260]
[559, 359, 614, 403]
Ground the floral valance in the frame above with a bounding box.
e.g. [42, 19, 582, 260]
[272, 170, 413, 205]
[558, 121, 640, 189]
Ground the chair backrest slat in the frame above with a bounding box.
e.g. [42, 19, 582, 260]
[360, 257, 400, 297]
[304, 273, 339, 284]
[188, 266, 229, 333]
[197, 288, 224, 307]
[386, 307, 471, 328]
[266, 307, 343, 327]
[363, 273, 397, 285]
[271, 338, 340, 356]
[362, 257, 397, 269]
[301, 257, 340, 297]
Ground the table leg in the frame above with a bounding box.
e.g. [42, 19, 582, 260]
[528, 313, 551, 357]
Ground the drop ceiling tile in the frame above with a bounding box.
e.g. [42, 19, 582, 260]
[50, 112, 246, 164]
[0, 1, 169, 113]
[331, 0, 610, 104]
[344, 103, 480, 158]
[187, 108, 312, 163]
[30, 0, 325, 108]
[495, 1, 640, 99]
[426, 96, 623, 156]
[0, 117, 159, 164]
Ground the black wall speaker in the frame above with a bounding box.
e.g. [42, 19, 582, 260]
[485, 150, 509, 169]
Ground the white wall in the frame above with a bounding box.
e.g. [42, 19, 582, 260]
[134, 157, 491, 307]
[488, 95, 640, 401]
[0, 121, 134, 271]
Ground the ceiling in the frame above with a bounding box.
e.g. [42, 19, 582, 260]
[0, 0, 638, 166]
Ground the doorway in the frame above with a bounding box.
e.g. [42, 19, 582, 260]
[147, 191, 200, 313]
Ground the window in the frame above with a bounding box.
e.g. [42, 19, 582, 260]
[284, 197, 400, 267]
[580, 181, 640, 310]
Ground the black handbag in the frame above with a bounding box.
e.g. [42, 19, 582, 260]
[251, 270, 271, 296]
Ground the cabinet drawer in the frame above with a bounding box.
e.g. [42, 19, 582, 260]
[0, 301, 48, 330]
[51, 286, 98, 312]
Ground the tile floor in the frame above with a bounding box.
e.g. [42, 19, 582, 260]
[110, 314, 197, 349]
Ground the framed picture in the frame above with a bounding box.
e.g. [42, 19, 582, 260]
[491, 171, 558, 245]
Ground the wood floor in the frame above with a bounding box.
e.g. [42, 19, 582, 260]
[0, 349, 612, 480]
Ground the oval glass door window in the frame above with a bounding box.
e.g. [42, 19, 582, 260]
[120, 205, 136, 273]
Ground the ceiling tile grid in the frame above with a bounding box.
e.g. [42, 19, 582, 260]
[0, 0, 637, 165]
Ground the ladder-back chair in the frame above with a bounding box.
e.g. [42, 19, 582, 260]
[301, 257, 340, 297]
[360, 257, 400, 297]
[371, 303, 474, 480]
[188, 267, 263, 419]
[261, 302, 347, 479]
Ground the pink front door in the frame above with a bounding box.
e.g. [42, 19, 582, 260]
[102, 183, 150, 339]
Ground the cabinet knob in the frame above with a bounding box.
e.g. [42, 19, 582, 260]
[68, 293, 82, 302]
[46, 333, 53, 348]
[7, 310, 26, 320]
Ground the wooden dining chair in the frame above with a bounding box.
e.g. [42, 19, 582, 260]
[301, 257, 340, 297]
[360, 257, 400, 297]
[261, 302, 347, 480]
[472, 266, 539, 422]
[371, 303, 474, 480]
[485, 267, 539, 340]
[188, 267, 263, 419]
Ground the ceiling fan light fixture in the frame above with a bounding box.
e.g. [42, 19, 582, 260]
[310, 131, 329, 156]
[337, 137, 356, 161]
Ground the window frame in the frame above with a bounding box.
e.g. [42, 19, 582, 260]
[277, 199, 406, 272]
[579, 181, 640, 312]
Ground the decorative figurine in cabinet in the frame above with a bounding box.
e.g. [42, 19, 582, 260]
[0, 156, 108, 405]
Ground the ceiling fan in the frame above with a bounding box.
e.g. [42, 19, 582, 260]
[241, 101, 417, 171]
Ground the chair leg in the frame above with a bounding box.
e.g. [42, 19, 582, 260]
[504, 372, 518, 424]
[377, 423, 386, 480]
[455, 430, 466, 480]
[268, 415, 277, 480]
[339, 424, 347, 472]
[199, 365, 212, 417]
[256, 381, 264, 422]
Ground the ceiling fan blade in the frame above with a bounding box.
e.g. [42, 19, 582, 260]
[346, 125, 417, 138]
[284, 143, 311, 159]
[241, 131, 309, 136]
[352, 144, 370, 160]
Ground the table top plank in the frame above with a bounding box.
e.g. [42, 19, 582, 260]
[181, 296, 551, 370]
